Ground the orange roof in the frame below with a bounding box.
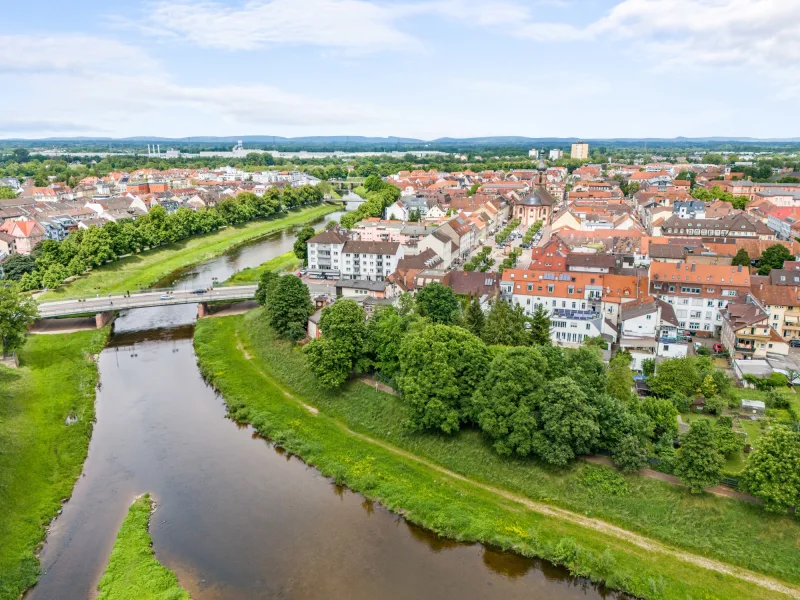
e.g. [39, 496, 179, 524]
[603, 273, 648, 304]
[649, 261, 751, 287]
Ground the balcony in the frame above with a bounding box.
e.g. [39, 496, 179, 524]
[551, 308, 600, 321]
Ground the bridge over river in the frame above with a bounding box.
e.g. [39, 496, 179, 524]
[36, 285, 258, 326]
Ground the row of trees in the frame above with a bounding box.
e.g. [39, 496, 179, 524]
[1, 186, 324, 291]
[691, 185, 749, 210]
[339, 175, 401, 229]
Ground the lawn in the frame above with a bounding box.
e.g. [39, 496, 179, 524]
[0, 329, 108, 599]
[193, 313, 800, 600]
[96, 494, 189, 600]
[40, 204, 339, 300]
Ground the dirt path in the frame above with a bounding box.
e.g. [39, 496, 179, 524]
[235, 337, 800, 599]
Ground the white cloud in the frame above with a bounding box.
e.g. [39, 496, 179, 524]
[0, 34, 388, 138]
[0, 35, 157, 74]
[120, 0, 418, 52]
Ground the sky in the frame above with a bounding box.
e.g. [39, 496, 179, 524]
[1, 0, 799, 140]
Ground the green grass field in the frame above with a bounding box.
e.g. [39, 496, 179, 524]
[96, 494, 189, 600]
[0, 329, 108, 599]
[41, 204, 339, 300]
[193, 313, 800, 600]
[223, 250, 302, 284]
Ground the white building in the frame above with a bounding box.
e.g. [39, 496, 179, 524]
[549, 149, 564, 161]
[306, 229, 348, 275]
[528, 149, 539, 159]
[340, 241, 404, 281]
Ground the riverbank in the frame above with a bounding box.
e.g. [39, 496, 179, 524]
[96, 494, 189, 600]
[41, 203, 340, 300]
[0, 329, 108, 600]
[193, 312, 800, 600]
[223, 249, 301, 284]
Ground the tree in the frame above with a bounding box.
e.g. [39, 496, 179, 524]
[607, 352, 635, 402]
[462, 296, 485, 338]
[704, 394, 727, 415]
[566, 346, 608, 397]
[0, 186, 17, 199]
[741, 426, 800, 513]
[532, 377, 600, 466]
[481, 300, 529, 346]
[292, 225, 316, 265]
[304, 299, 366, 388]
[415, 282, 460, 325]
[647, 358, 700, 398]
[528, 304, 551, 345]
[731, 248, 750, 267]
[398, 324, 489, 433]
[265, 275, 313, 340]
[365, 306, 407, 380]
[699, 373, 718, 399]
[613, 434, 648, 474]
[758, 244, 793, 275]
[642, 397, 678, 439]
[472, 347, 546, 456]
[0, 282, 39, 357]
[675, 420, 723, 493]
[713, 417, 745, 456]
[642, 358, 656, 377]
[0, 253, 36, 280]
[40, 264, 68, 289]
[255, 270, 280, 306]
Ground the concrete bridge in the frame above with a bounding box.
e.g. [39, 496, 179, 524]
[36, 285, 258, 327]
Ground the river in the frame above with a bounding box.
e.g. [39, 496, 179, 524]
[27, 211, 621, 600]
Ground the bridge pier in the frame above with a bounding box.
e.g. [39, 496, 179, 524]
[197, 302, 209, 319]
[95, 311, 116, 329]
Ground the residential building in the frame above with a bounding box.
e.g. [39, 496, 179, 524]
[649, 261, 752, 335]
[618, 295, 687, 369]
[548, 149, 564, 160]
[660, 213, 773, 240]
[721, 296, 789, 359]
[512, 186, 556, 228]
[306, 228, 348, 275]
[340, 241, 404, 281]
[0, 218, 45, 254]
[570, 142, 589, 160]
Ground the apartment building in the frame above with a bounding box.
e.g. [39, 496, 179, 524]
[306, 229, 348, 275]
[340, 241, 404, 281]
[749, 268, 800, 340]
[660, 213, 773, 239]
[721, 296, 789, 359]
[571, 142, 589, 160]
[648, 262, 752, 335]
[500, 269, 606, 345]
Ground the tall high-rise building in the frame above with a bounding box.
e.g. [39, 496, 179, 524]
[549, 149, 564, 160]
[571, 142, 589, 160]
[528, 148, 539, 159]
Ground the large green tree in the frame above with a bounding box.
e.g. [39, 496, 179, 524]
[0, 282, 39, 357]
[472, 347, 546, 456]
[462, 296, 485, 337]
[607, 351, 635, 402]
[758, 244, 793, 275]
[0, 186, 17, 199]
[304, 300, 366, 388]
[265, 275, 314, 340]
[741, 425, 800, 513]
[398, 324, 489, 433]
[647, 358, 701, 399]
[528, 304, 551, 345]
[481, 300, 529, 346]
[675, 420, 723, 493]
[365, 306, 408, 380]
[255, 270, 280, 306]
[292, 225, 316, 265]
[415, 282, 460, 325]
[0, 254, 36, 280]
[532, 377, 599, 466]
[613, 434, 649, 474]
[731, 248, 750, 267]
[642, 397, 678, 439]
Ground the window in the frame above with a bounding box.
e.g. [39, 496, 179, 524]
[527, 284, 533, 291]
[689, 322, 700, 330]
[547, 284, 554, 293]
[722, 290, 737, 297]
[681, 286, 701, 294]
[586, 324, 591, 330]
[646, 314, 652, 320]
[568, 286, 574, 294]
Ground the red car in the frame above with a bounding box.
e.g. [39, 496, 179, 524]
[713, 343, 724, 353]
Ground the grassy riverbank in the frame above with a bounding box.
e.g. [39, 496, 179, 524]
[0, 329, 108, 599]
[41, 204, 339, 300]
[223, 250, 301, 284]
[194, 312, 800, 600]
[97, 494, 189, 600]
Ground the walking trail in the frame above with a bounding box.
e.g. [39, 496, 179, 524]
[234, 337, 800, 599]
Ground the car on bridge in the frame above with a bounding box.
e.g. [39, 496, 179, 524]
[160, 294, 171, 300]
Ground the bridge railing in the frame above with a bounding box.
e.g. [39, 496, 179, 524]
[36, 285, 257, 304]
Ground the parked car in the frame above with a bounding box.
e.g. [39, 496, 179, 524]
[713, 343, 724, 353]
[791, 339, 800, 348]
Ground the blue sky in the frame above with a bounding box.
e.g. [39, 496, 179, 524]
[1, 0, 797, 139]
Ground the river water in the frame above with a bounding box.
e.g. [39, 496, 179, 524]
[27, 211, 620, 600]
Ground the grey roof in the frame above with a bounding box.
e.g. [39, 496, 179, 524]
[342, 241, 401, 255]
[335, 279, 388, 291]
[308, 229, 348, 245]
[517, 186, 555, 207]
[620, 298, 659, 321]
